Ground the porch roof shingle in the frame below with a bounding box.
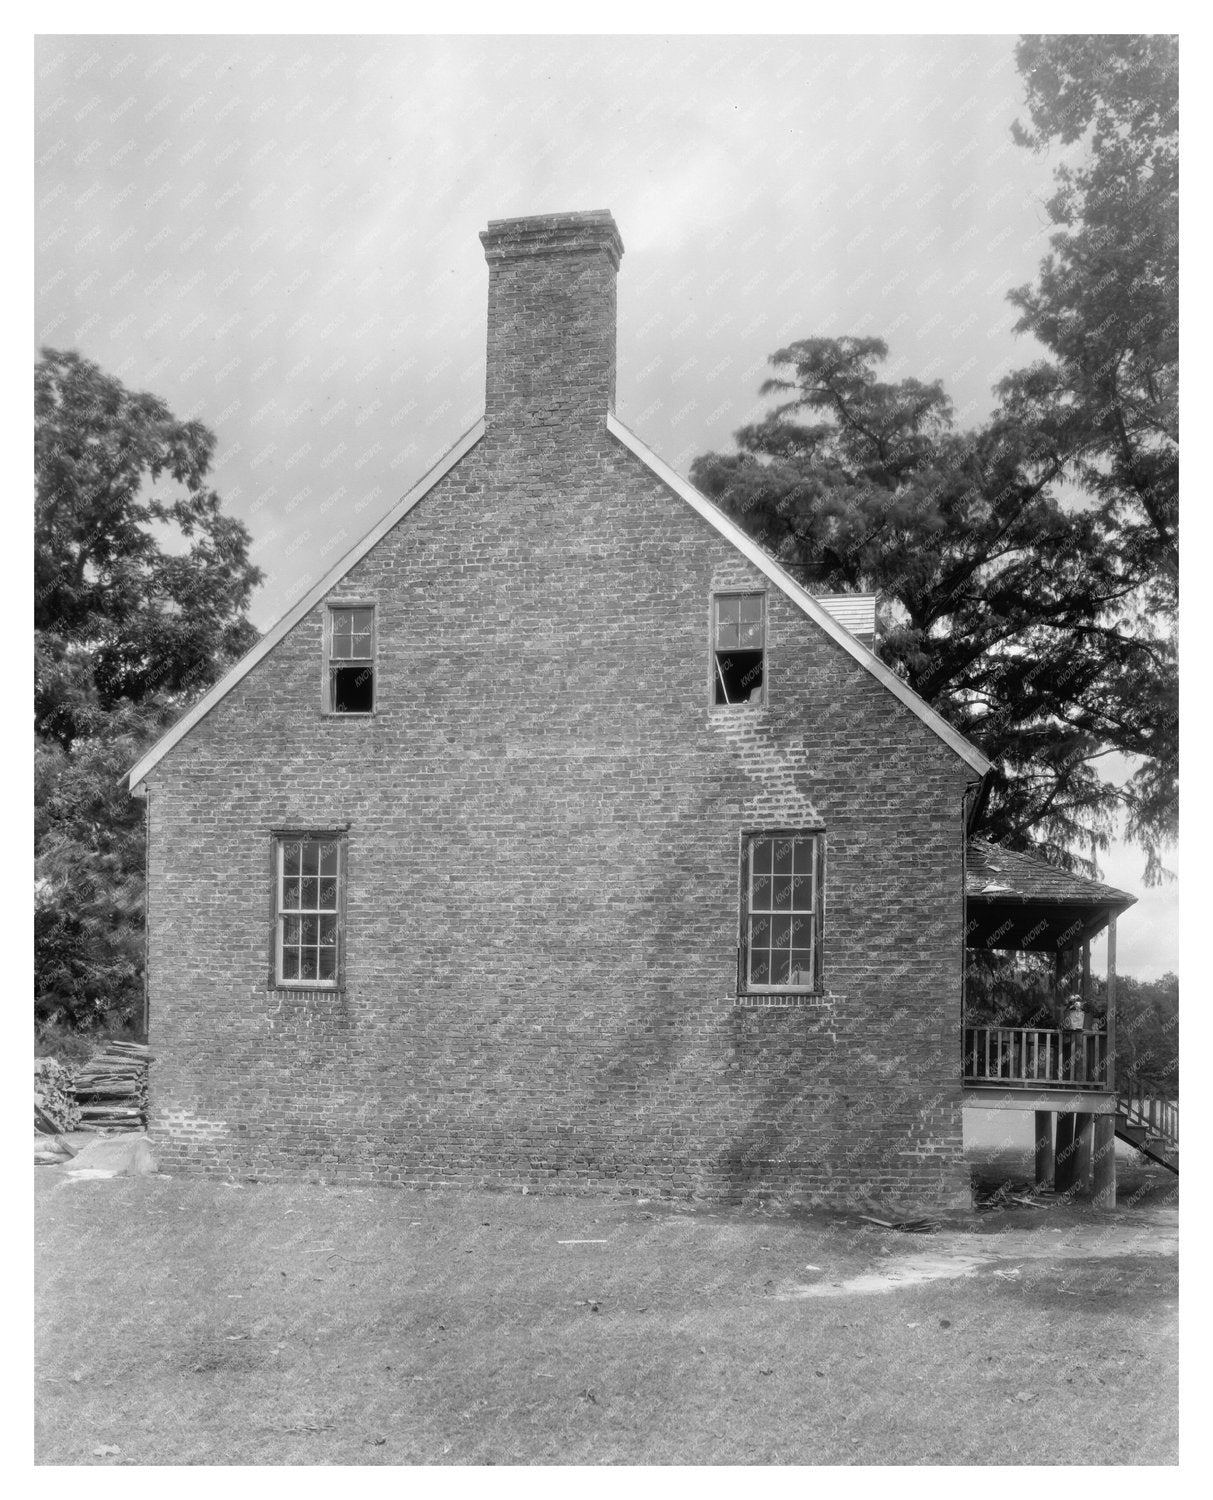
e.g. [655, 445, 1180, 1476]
[966, 838, 1136, 910]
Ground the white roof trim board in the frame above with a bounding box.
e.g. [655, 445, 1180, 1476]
[127, 408, 992, 789]
[126, 418, 486, 791]
[606, 413, 992, 777]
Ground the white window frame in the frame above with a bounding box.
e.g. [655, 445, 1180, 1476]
[324, 600, 377, 715]
[739, 830, 824, 993]
[271, 832, 345, 990]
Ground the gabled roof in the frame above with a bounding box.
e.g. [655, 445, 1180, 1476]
[127, 409, 994, 791]
[606, 414, 992, 777]
[126, 419, 486, 790]
[966, 839, 1136, 910]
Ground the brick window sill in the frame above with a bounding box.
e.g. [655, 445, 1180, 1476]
[732, 992, 835, 1010]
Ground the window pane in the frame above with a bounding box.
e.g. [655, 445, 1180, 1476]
[300, 877, 319, 910]
[300, 951, 318, 981]
[283, 842, 302, 876]
[318, 915, 338, 946]
[769, 950, 791, 986]
[790, 911, 814, 946]
[282, 877, 302, 912]
[749, 912, 771, 948]
[282, 946, 299, 980]
[749, 948, 771, 986]
[771, 877, 793, 910]
[790, 948, 814, 985]
[319, 843, 339, 878]
[751, 838, 773, 875]
[283, 916, 302, 946]
[319, 879, 338, 910]
[300, 916, 318, 946]
[793, 837, 815, 876]
[769, 915, 792, 951]
[739, 620, 763, 647]
[751, 870, 772, 910]
[351, 608, 374, 635]
[773, 839, 794, 877]
[318, 946, 337, 980]
[302, 842, 320, 876]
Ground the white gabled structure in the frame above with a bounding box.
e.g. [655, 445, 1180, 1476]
[127, 408, 992, 791]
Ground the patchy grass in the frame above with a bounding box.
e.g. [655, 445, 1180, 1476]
[35, 1174, 1177, 1465]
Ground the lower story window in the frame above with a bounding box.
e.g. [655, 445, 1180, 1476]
[741, 831, 823, 991]
[274, 833, 344, 987]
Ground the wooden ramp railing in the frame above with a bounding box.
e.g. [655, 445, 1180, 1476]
[1115, 1086, 1178, 1173]
[964, 1025, 1108, 1089]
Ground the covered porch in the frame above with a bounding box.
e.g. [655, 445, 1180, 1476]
[962, 839, 1138, 1206]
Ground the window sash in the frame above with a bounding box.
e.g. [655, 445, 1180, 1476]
[714, 592, 765, 649]
[743, 833, 821, 991]
[275, 836, 343, 987]
[326, 603, 376, 711]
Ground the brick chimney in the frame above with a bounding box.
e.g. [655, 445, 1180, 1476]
[480, 210, 624, 431]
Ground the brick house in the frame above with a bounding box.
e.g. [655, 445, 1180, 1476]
[127, 210, 1139, 1207]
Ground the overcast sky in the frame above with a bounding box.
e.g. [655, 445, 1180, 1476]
[33, 32, 1178, 978]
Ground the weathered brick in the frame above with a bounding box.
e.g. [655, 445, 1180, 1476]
[140, 211, 975, 1209]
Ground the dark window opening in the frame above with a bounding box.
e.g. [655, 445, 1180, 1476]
[713, 593, 765, 704]
[715, 650, 764, 704]
[331, 664, 374, 713]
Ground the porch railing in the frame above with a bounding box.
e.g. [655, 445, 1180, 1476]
[1117, 1086, 1179, 1147]
[964, 1025, 1109, 1090]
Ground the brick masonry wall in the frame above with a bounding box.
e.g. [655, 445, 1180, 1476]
[144, 418, 976, 1208]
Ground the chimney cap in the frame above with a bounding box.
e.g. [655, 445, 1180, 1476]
[481, 210, 624, 271]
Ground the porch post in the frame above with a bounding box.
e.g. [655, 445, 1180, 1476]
[1081, 939, 1090, 1003]
[1034, 1111, 1054, 1188]
[1054, 1112, 1076, 1195]
[1106, 914, 1118, 1094]
[1093, 1114, 1117, 1210]
[1073, 1112, 1094, 1194]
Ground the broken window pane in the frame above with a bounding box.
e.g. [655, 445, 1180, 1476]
[713, 594, 765, 703]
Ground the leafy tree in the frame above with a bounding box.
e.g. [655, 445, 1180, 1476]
[1091, 971, 1179, 1096]
[690, 36, 1178, 880]
[35, 350, 262, 1031]
[690, 336, 1158, 869]
[1000, 34, 1178, 873]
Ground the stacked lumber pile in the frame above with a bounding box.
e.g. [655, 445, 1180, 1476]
[71, 1041, 150, 1132]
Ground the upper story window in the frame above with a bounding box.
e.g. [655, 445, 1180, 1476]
[326, 603, 375, 713]
[740, 831, 823, 992]
[713, 592, 765, 705]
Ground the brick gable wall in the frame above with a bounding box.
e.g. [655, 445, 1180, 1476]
[145, 421, 974, 1207]
[140, 209, 976, 1208]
